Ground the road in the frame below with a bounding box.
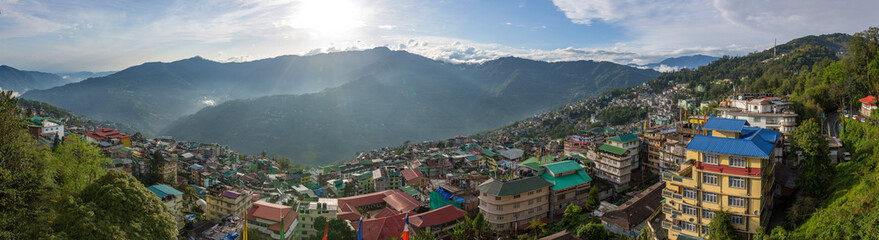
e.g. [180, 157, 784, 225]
[824, 112, 840, 138]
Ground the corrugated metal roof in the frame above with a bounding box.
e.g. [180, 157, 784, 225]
[702, 118, 749, 133]
[540, 169, 592, 190]
[607, 133, 639, 143]
[541, 160, 583, 175]
[686, 126, 780, 158]
[147, 184, 183, 199]
[599, 144, 628, 155]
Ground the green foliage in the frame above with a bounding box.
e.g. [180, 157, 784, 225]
[639, 226, 653, 240]
[708, 211, 736, 240]
[0, 91, 56, 239]
[575, 222, 613, 240]
[148, 150, 166, 185]
[307, 216, 356, 240]
[450, 213, 491, 240]
[526, 218, 547, 237]
[50, 134, 111, 196]
[53, 170, 177, 240]
[585, 187, 600, 213]
[791, 119, 832, 196]
[597, 106, 648, 126]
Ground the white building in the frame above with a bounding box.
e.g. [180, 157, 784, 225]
[592, 133, 641, 190]
[717, 95, 797, 134]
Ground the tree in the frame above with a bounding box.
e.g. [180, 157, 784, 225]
[575, 222, 612, 240]
[585, 187, 600, 213]
[526, 218, 547, 238]
[639, 225, 653, 240]
[148, 150, 166, 185]
[563, 204, 583, 229]
[708, 211, 736, 240]
[307, 216, 356, 240]
[412, 228, 437, 240]
[51, 135, 62, 152]
[342, 182, 355, 197]
[791, 119, 832, 196]
[53, 170, 177, 239]
[0, 90, 56, 239]
[50, 134, 111, 196]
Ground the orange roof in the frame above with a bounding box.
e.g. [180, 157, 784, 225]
[246, 201, 297, 232]
[351, 212, 407, 240]
[337, 190, 421, 221]
[84, 128, 130, 141]
[861, 95, 877, 104]
[408, 205, 467, 227]
[401, 168, 425, 181]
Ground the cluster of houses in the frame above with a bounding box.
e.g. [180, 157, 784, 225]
[19, 91, 868, 240]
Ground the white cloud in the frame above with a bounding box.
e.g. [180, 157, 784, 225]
[377, 24, 396, 30]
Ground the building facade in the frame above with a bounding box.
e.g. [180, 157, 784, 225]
[539, 161, 592, 217]
[592, 133, 640, 189]
[247, 201, 298, 240]
[476, 177, 552, 231]
[717, 96, 797, 134]
[146, 184, 185, 228]
[294, 198, 338, 239]
[641, 128, 690, 174]
[860, 95, 876, 117]
[206, 187, 253, 221]
[662, 118, 781, 240]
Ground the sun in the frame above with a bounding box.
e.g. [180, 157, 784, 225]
[286, 0, 369, 36]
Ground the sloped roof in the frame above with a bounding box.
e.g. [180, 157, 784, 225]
[606, 133, 639, 143]
[400, 168, 425, 181]
[408, 205, 467, 227]
[702, 118, 749, 133]
[246, 201, 297, 232]
[599, 144, 627, 155]
[542, 161, 583, 175]
[861, 95, 876, 104]
[147, 184, 183, 199]
[481, 149, 497, 157]
[351, 212, 407, 240]
[540, 170, 592, 191]
[600, 181, 663, 230]
[476, 177, 552, 196]
[337, 190, 421, 221]
[686, 127, 780, 158]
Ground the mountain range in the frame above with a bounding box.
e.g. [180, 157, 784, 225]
[630, 54, 720, 72]
[0, 65, 74, 93]
[21, 47, 658, 164]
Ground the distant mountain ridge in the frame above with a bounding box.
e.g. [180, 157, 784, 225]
[630, 54, 719, 72]
[161, 50, 659, 164]
[56, 71, 117, 83]
[0, 65, 73, 93]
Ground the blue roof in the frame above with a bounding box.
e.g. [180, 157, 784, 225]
[702, 118, 749, 132]
[147, 184, 184, 199]
[686, 127, 780, 158]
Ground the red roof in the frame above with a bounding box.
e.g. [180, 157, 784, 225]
[246, 201, 298, 232]
[84, 128, 130, 141]
[373, 207, 400, 219]
[337, 190, 421, 221]
[408, 205, 467, 227]
[861, 95, 877, 104]
[351, 212, 407, 240]
[400, 169, 425, 181]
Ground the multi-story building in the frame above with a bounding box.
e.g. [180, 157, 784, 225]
[476, 176, 552, 231]
[592, 133, 640, 189]
[295, 198, 338, 239]
[717, 95, 797, 134]
[206, 186, 253, 221]
[23, 116, 65, 139]
[83, 128, 131, 147]
[401, 168, 427, 189]
[355, 171, 374, 194]
[246, 201, 298, 240]
[539, 161, 592, 217]
[641, 127, 690, 174]
[860, 95, 876, 117]
[146, 184, 185, 228]
[662, 118, 781, 240]
[388, 170, 402, 190]
[373, 168, 389, 192]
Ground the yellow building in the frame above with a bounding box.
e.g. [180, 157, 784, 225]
[206, 186, 253, 221]
[662, 118, 781, 240]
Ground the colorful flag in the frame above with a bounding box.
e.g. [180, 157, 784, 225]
[357, 219, 363, 240]
[401, 214, 410, 240]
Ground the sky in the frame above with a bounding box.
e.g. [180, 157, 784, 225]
[0, 0, 877, 72]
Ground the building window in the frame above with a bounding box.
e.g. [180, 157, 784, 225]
[703, 192, 717, 203]
[729, 196, 745, 207]
[682, 205, 697, 216]
[701, 225, 710, 235]
[513, 203, 519, 209]
[703, 173, 718, 185]
[702, 209, 715, 220]
[537, 197, 542, 202]
[704, 154, 718, 165]
[731, 214, 744, 225]
[729, 177, 745, 189]
[528, 191, 534, 196]
[730, 156, 746, 168]
[496, 197, 501, 200]
[514, 194, 521, 199]
[529, 199, 534, 205]
[498, 215, 504, 220]
[681, 222, 697, 232]
[683, 188, 697, 199]
[496, 205, 503, 211]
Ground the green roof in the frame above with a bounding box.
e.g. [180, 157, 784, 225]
[570, 154, 592, 164]
[147, 184, 183, 199]
[476, 177, 552, 196]
[400, 186, 419, 196]
[599, 144, 628, 155]
[607, 133, 639, 144]
[541, 161, 584, 175]
[481, 149, 497, 157]
[540, 170, 592, 190]
[519, 157, 541, 169]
